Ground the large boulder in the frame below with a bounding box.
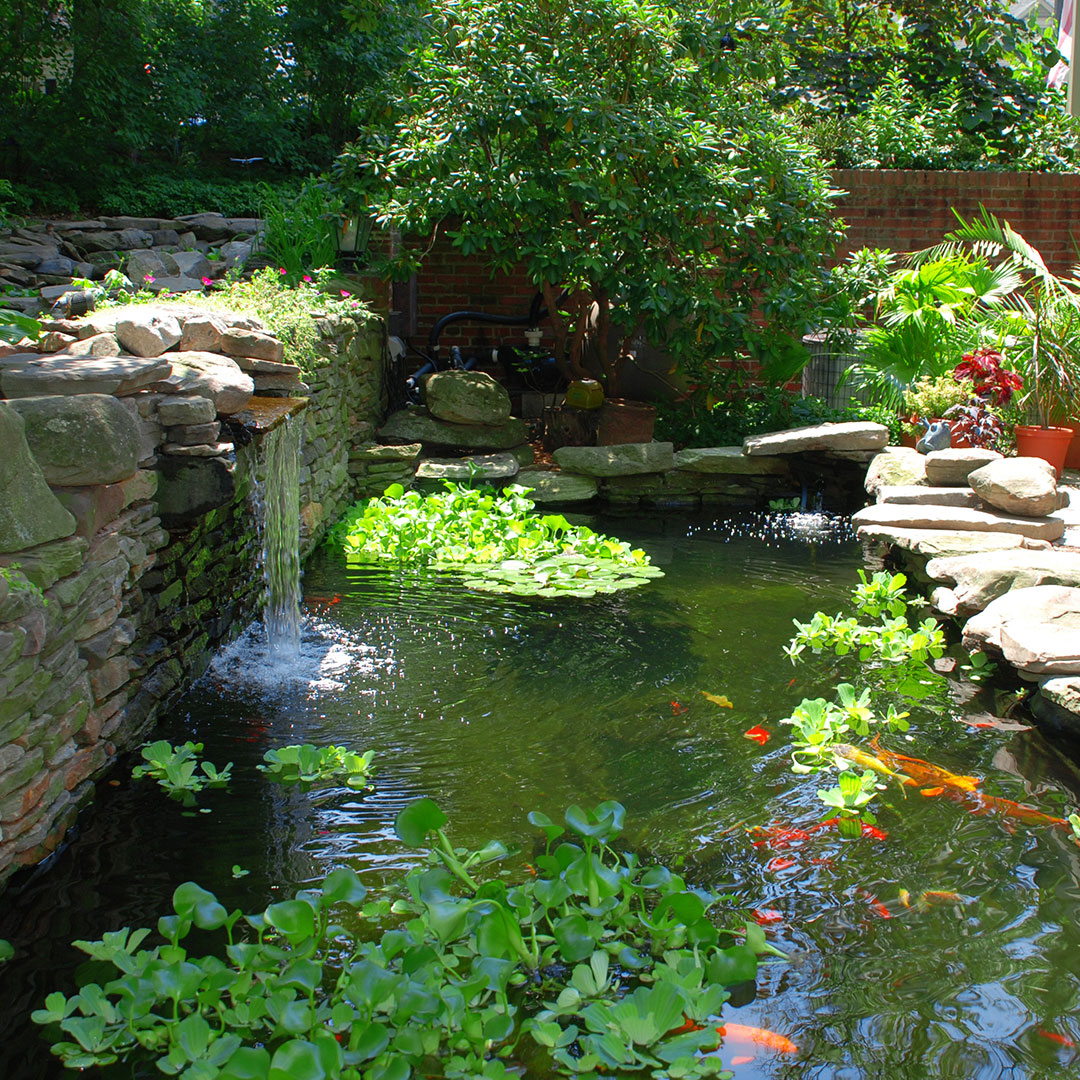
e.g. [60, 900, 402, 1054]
[553, 442, 675, 477]
[378, 406, 527, 450]
[743, 421, 888, 456]
[0, 403, 77, 553]
[924, 447, 1002, 486]
[7, 394, 141, 485]
[125, 249, 181, 284]
[425, 370, 512, 426]
[963, 585, 1080, 660]
[115, 311, 183, 357]
[219, 328, 285, 364]
[864, 447, 928, 496]
[968, 456, 1065, 518]
[926, 549, 1080, 617]
[155, 351, 254, 415]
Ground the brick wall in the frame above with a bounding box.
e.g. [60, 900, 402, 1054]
[405, 170, 1080, 357]
[831, 169, 1080, 273]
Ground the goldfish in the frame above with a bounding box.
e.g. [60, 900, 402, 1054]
[731, 1056, 755, 1065]
[671, 701, 689, 716]
[744, 725, 770, 745]
[920, 890, 965, 905]
[966, 791, 1068, 828]
[832, 743, 912, 785]
[702, 691, 734, 708]
[718, 1022, 798, 1054]
[867, 736, 981, 793]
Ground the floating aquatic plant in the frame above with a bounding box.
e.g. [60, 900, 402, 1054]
[257, 744, 375, 790]
[331, 482, 662, 598]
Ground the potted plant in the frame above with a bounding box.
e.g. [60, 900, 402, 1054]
[334, 0, 841, 435]
[916, 208, 1080, 473]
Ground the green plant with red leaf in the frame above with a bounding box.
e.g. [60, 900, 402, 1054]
[944, 345, 1023, 449]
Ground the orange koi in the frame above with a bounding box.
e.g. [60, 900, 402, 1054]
[731, 1056, 755, 1065]
[966, 791, 1068, 828]
[867, 737, 981, 793]
[744, 725, 770, 745]
[766, 856, 796, 872]
[718, 1022, 799, 1054]
[920, 786, 945, 797]
[671, 701, 689, 716]
[1037, 1029, 1076, 1048]
[750, 908, 783, 925]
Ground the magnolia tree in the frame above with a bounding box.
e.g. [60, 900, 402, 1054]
[335, 0, 843, 394]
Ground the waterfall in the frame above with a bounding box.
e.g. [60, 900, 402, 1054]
[256, 414, 303, 661]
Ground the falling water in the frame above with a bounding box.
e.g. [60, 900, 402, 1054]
[256, 414, 303, 661]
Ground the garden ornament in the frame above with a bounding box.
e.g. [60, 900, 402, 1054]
[916, 419, 951, 455]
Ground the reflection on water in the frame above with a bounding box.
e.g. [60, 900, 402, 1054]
[3, 511, 1080, 1080]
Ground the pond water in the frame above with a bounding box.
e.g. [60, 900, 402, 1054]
[3, 510, 1080, 1080]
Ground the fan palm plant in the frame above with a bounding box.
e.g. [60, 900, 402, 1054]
[846, 250, 1019, 409]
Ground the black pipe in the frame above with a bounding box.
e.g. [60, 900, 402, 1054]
[427, 307, 543, 352]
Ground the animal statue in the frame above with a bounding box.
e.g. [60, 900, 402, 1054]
[916, 418, 951, 455]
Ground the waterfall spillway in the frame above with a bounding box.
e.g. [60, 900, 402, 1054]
[256, 414, 303, 661]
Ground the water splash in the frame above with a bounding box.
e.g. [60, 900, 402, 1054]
[255, 415, 303, 661]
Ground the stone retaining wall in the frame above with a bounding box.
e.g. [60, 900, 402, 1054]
[0, 307, 386, 888]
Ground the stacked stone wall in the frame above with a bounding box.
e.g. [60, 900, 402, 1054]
[0, 307, 386, 888]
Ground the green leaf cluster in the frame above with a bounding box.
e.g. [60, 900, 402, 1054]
[34, 802, 782, 1080]
[331, 483, 662, 599]
[258, 745, 376, 791]
[131, 741, 233, 808]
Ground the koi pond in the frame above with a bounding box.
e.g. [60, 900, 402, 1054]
[3, 509, 1080, 1080]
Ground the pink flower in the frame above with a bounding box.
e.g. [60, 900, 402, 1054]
[340, 290, 351, 298]
[201, 276, 213, 286]
[278, 267, 287, 275]
[144, 274, 155, 283]
[302, 275, 312, 283]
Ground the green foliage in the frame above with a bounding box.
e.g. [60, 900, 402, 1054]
[257, 745, 375, 790]
[0, 307, 40, 346]
[655, 385, 900, 450]
[0, 563, 46, 605]
[171, 268, 375, 379]
[901, 375, 973, 434]
[332, 482, 663, 599]
[335, 0, 841, 394]
[34, 802, 782, 1079]
[258, 180, 346, 284]
[131, 740, 233, 807]
[0, 939, 13, 964]
[96, 174, 291, 219]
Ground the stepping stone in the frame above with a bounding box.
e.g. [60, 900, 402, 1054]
[858, 527, 1035, 559]
[852, 502, 1064, 542]
[926, 549, 1080, 616]
[516, 469, 598, 503]
[0, 353, 172, 397]
[415, 453, 519, 484]
[924, 448, 1001, 486]
[742, 421, 888, 456]
[674, 446, 789, 475]
[876, 485, 981, 508]
[553, 442, 674, 477]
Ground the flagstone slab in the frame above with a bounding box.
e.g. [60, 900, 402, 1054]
[852, 502, 1064, 542]
[0, 353, 172, 397]
[857, 527, 1034, 559]
[926, 549, 1080, 616]
[876, 485, 982, 508]
[674, 446, 789, 475]
[743, 421, 888, 456]
[553, 442, 674, 477]
[515, 469, 598, 503]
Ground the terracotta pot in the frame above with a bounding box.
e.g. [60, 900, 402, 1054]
[596, 398, 656, 445]
[1014, 424, 1074, 476]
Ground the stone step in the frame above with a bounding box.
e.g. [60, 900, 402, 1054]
[852, 502, 1065, 542]
[743, 421, 889, 456]
[876, 485, 982, 508]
